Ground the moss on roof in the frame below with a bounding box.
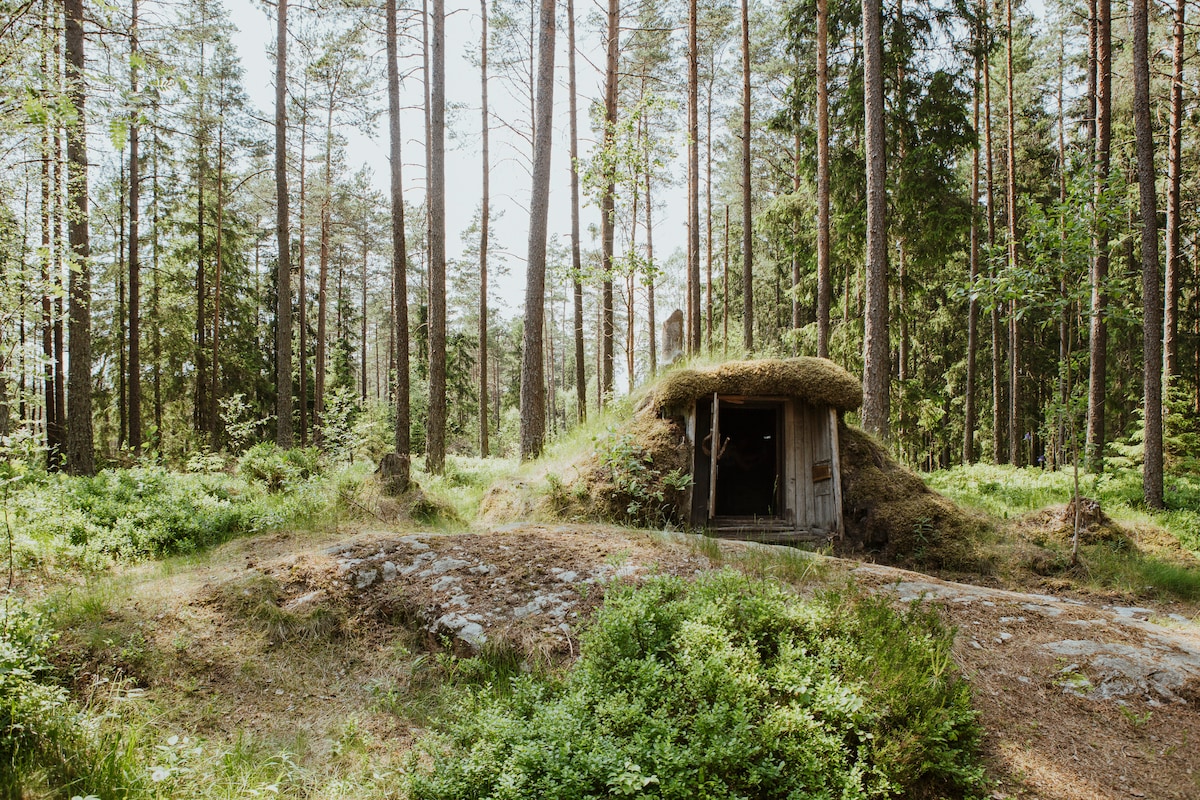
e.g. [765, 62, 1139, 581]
[651, 357, 863, 412]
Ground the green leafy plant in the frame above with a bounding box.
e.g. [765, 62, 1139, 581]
[408, 572, 986, 799]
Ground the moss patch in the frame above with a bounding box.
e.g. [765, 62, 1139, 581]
[837, 424, 990, 572]
[651, 357, 862, 413]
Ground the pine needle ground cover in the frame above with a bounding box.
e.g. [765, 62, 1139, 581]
[409, 571, 986, 800]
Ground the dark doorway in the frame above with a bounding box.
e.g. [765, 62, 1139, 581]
[714, 404, 781, 517]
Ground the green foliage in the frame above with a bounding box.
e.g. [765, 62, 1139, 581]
[237, 443, 320, 493]
[0, 601, 142, 799]
[218, 393, 270, 456]
[929, 462, 1200, 599]
[8, 461, 329, 569]
[594, 428, 691, 527]
[319, 387, 360, 465]
[409, 572, 986, 799]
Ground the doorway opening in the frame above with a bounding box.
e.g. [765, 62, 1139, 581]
[712, 403, 782, 518]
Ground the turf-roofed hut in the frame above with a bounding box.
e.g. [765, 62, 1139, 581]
[651, 358, 863, 543]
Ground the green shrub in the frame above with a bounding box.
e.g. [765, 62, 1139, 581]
[409, 572, 986, 799]
[7, 462, 330, 568]
[237, 443, 319, 492]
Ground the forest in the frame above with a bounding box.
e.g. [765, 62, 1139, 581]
[4, 0, 1200, 796]
[0, 0, 1192, 496]
[0, 0, 1190, 503]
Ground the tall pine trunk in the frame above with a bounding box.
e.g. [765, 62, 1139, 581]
[815, 0, 831, 359]
[385, 0, 410, 490]
[427, 0, 447, 474]
[1086, 0, 1111, 470]
[567, 0, 585, 422]
[479, 0, 490, 456]
[274, 0, 294, 448]
[1163, 0, 1184, 384]
[740, 0, 753, 352]
[316, 94, 337, 444]
[128, 0, 141, 453]
[1132, 0, 1163, 508]
[519, 0, 556, 460]
[964, 5, 981, 465]
[1005, 0, 1020, 466]
[64, 0, 93, 475]
[600, 0, 617, 402]
[687, 0, 700, 353]
[861, 0, 889, 438]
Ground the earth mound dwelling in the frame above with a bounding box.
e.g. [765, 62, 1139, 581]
[650, 357, 862, 543]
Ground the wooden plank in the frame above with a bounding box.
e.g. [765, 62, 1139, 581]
[799, 403, 815, 527]
[708, 393, 720, 519]
[829, 407, 844, 539]
[785, 400, 798, 525]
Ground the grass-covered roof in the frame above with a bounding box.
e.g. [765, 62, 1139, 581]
[651, 357, 863, 411]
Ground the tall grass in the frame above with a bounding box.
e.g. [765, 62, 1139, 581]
[928, 463, 1200, 550]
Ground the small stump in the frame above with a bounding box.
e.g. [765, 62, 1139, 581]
[377, 452, 410, 497]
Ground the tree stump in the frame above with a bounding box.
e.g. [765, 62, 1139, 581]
[377, 452, 410, 496]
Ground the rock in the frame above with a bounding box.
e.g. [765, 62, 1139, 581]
[420, 557, 471, 577]
[434, 613, 487, 651]
[381, 561, 398, 582]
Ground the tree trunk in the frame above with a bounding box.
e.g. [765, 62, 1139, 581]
[385, 0, 410, 491]
[1132, 0, 1163, 508]
[151, 120, 162, 445]
[210, 121, 225, 442]
[724, 204, 730, 353]
[1086, 0, 1111, 470]
[1163, 0, 1184, 384]
[53, 24, 66, 462]
[274, 0, 294, 448]
[705, 70, 714, 350]
[815, 0, 831, 359]
[427, 0, 447, 474]
[519, 0, 556, 461]
[41, 0, 58, 467]
[64, 0, 93, 475]
[316, 92, 336, 444]
[1005, 0, 1020, 466]
[646, 152, 656, 376]
[196, 38, 208, 438]
[297, 98, 309, 445]
[740, 0, 753, 353]
[963, 6, 980, 465]
[688, 0, 700, 353]
[861, 0, 889, 438]
[600, 0, 617, 402]
[479, 0, 490, 456]
[567, 0, 585, 422]
[118, 160, 127, 450]
[128, 0, 141, 453]
[361, 214, 368, 403]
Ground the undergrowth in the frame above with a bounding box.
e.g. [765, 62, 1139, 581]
[929, 463, 1200, 600]
[409, 571, 987, 799]
[4, 449, 339, 576]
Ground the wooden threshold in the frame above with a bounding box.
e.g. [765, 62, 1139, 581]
[706, 518, 833, 545]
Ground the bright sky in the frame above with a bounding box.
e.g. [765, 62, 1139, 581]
[226, 0, 692, 318]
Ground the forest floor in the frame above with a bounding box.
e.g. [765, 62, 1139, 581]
[53, 517, 1200, 800]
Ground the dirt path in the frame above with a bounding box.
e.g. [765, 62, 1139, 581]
[834, 558, 1200, 800]
[65, 523, 1200, 799]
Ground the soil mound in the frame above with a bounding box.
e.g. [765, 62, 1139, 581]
[836, 424, 989, 570]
